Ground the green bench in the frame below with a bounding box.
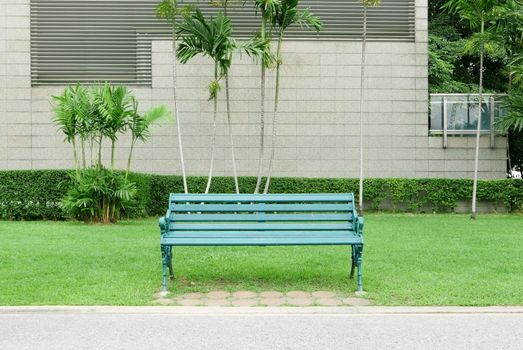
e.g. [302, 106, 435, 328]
[158, 193, 364, 292]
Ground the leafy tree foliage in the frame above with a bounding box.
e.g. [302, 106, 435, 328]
[431, 1, 523, 178]
[429, 11, 508, 93]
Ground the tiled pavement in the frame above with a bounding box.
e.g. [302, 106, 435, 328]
[153, 291, 372, 307]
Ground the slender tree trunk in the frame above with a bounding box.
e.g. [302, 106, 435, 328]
[80, 139, 86, 169]
[171, 12, 189, 194]
[263, 31, 283, 194]
[126, 138, 135, 179]
[90, 137, 94, 167]
[222, 2, 240, 194]
[71, 137, 79, 176]
[98, 134, 103, 166]
[111, 139, 116, 171]
[471, 19, 485, 220]
[205, 63, 219, 194]
[254, 12, 268, 194]
[358, 6, 368, 216]
[225, 73, 240, 194]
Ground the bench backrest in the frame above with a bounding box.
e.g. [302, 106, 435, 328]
[165, 193, 360, 234]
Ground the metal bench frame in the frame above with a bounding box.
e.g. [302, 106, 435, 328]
[159, 193, 364, 292]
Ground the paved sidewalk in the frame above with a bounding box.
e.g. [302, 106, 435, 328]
[1, 306, 523, 350]
[154, 290, 372, 307]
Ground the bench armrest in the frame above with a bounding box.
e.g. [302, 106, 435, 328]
[159, 213, 169, 236]
[356, 216, 364, 236]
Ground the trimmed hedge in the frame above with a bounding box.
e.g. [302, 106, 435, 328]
[0, 170, 71, 220]
[0, 170, 522, 220]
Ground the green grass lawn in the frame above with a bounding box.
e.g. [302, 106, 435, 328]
[1, 214, 522, 306]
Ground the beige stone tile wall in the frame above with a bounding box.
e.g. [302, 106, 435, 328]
[0, 0, 507, 179]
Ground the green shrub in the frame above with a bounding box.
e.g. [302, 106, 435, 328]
[0, 170, 72, 220]
[0, 170, 521, 221]
[60, 166, 137, 223]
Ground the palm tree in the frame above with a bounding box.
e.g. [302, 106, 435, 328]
[253, 0, 280, 193]
[176, 9, 236, 193]
[263, 0, 321, 194]
[156, 0, 190, 194]
[93, 83, 134, 171]
[442, 0, 503, 219]
[52, 85, 82, 175]
[127, 100, 172, 178]
[212, 0, 244, 194]
[69, 84, 92, 170]
[358, 0, 381, 215]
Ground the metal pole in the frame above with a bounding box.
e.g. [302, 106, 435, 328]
[490, 96, 495, 149]
[443, 96, 448, 149]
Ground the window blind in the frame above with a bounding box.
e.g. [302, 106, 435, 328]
[31, 0, 416, 85]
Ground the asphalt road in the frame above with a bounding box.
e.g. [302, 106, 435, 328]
[1, 307, 523, 350]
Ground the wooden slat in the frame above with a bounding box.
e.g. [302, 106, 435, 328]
[169, 223, 354, 231]
[162, 235, 362, 246]
[170, 213, 353, 222]
[165, 231, 356, 237]
[170, 203, 353, 213]
[170, 193, 354, 203]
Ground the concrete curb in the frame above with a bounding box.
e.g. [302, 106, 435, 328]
[1, 306, 523, 315]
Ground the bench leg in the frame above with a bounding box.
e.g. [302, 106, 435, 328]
[349, 245, 356, 279]
[355, 245, 363, 292]
[168, 246, 174, 280]
[161, 245, 169, 292]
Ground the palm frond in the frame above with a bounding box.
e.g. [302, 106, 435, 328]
[271, 0, 322, 33]
[254, 0, 281, 15]
[92, 83, 133, 141]
[51, 84, 85, 142]
[238, 36, 276, 67]
[292, 8, 322, 32]
[156, 0, 194, 21]
[463, 30, 505, 56]
[362, 0, 381, 6]
[176, 8, 236, 77]
[442, 0, 501, 31]
[498, 92, 523, 133]
[208, 80, 221, 101]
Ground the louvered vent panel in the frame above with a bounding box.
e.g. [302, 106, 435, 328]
[31, 0, 415, 86]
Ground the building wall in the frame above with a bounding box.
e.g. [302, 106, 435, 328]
[0, 0, 508, 179]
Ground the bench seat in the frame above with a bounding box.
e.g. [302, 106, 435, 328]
[162, 232, 361, 246]
[159, 193, 364, 292]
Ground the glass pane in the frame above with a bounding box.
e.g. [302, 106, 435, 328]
[493, 99, 507, 122]
[429, 97, 443, 130]
[447, 96, 490, 131]
[447, 96, 470, 131]
[467, 97, 491, 131]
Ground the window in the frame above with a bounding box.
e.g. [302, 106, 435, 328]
[429, 94, 507, 148]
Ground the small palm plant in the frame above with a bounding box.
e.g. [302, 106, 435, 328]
[53, 82, 169, 223]
[358, 0, 382, 215]
[52, 85, 82, 175]
[92, 83, 134, 170]
[263, 0, 321, 193]
[156, 0, 192, 194]
[442, 0, 505, 219]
